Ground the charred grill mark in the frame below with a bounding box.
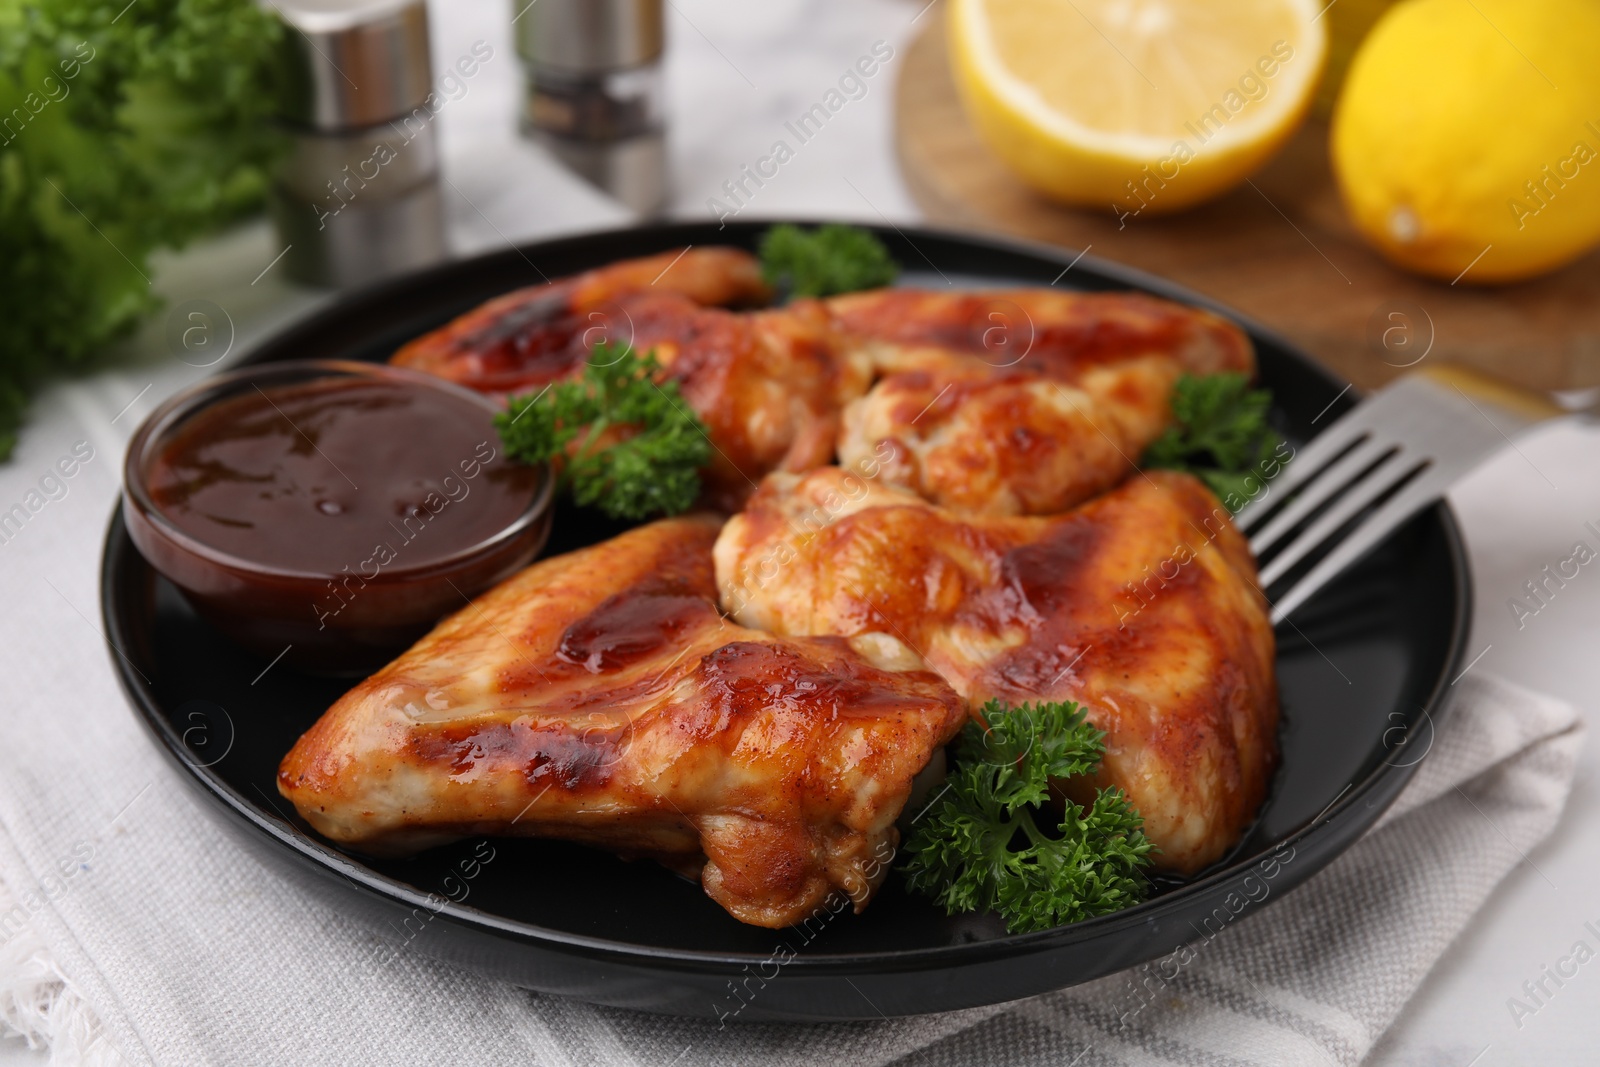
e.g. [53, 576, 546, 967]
[980, 485, 1221, 694]
[696, 640, 960, 736]
[391, 249, 773, 396]
[486, 519, 722, 692]
[833, 290, 1249, 378]
[466, 290, 573, 340]
[995, 517, 1106, 623]
[411, 717, 624, 793]
[557, 589, 716, 673]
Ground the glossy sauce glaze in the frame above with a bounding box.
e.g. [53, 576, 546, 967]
[145, 377, 540, 574]
[278, 515, 968, 927]
[452, 290, 593, 390]
[713, 467, 1278, 875]
[387, 247, 773, 394]
[826, 289, 1254, 379]
[556, 587, 711, 673]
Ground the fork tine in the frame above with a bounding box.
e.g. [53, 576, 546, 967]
[1248, 435, 1392, 556]
[1253, 364, 1566, 624]
[1233, 424, 1372, 532]
[1268, 480, 1442, 624]
[1237, 375, 1456, 531]
[1256, 451, 1430, 587]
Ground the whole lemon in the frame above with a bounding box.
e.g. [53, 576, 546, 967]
[1331, 0, 1600, 284]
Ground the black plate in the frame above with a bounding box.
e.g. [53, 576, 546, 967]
[101, 221, 1471, 1021]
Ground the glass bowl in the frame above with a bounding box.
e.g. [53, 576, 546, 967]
[122, 360, 554, 674]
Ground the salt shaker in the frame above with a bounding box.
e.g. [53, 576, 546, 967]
[516, 0, 667, 216]
[268, 0, 448, 288]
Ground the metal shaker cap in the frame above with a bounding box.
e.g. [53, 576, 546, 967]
[516, 0, 664, 74]
[270, 0, 433, 130]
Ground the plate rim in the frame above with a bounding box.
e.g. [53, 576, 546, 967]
[99, 218, 1474, 975]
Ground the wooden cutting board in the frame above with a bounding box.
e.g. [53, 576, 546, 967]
[894, 17, 1600, 393]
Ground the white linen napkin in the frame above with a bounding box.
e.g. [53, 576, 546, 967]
[0, 367, 1583, 1067]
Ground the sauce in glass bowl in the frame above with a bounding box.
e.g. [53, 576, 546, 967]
[123, 361, 553, 673]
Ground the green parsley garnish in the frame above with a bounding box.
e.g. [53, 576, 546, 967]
[902, 700, 1153, 934]
[495, 342, 712, 520]
[1141, 372, 1284, 510]
[758, 223, 898, 298]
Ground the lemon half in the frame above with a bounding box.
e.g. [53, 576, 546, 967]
[949, 0, 1328, 214]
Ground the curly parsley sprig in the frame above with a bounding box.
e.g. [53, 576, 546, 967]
[758, 223, 898, 298]
[1141, 372, 1284, 510]
[0, 0, 288, 459]
[902, 700, 1153, 934]
[494, 343, 712, 520]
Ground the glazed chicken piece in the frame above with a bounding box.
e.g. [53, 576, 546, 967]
[837, 355, 1183, 516]
[391, 248, 868, 508]
[830, 288, 1255, 515]
[827, 287, 1253, 379]
[279, 515, 965, 928]
[603, 291, 868, 507]
[715, 469, 1277, 874]
[391, 247, 772, 391]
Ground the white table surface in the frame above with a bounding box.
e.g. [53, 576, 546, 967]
[5, 1, 1598, 1063]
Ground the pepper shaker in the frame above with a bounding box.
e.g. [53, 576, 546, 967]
[267, 0, 448, 288]
[516, 0, 667, 216]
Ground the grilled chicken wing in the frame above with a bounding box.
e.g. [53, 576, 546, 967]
[279, 515, 965, 928]
[827, 288, 1253, 379]
[837, 355, 1182, 516]
[602, 292, 868, 507]
[390, 248, 867, 508]
[831, 288, 1255, 515]
[391, 247, 772, 391]
[714, 469, 1277, 874]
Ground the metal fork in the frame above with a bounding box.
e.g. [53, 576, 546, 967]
[1234, 363, 1573, 625]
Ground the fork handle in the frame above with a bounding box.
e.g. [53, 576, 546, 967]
[1412, 363, 1568, 426]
